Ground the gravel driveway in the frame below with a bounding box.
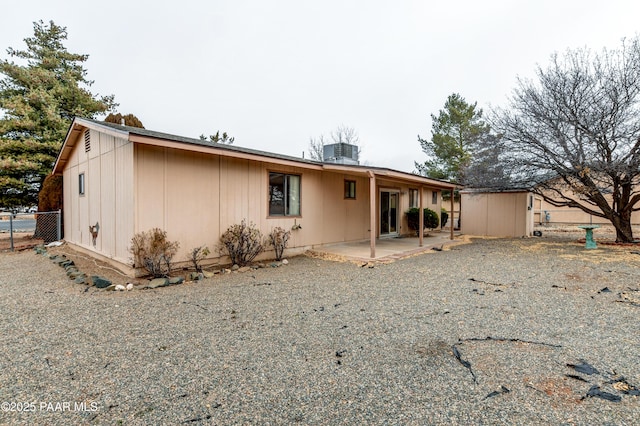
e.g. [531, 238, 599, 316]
[1, 236, 639, 425]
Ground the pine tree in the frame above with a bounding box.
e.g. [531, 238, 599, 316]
[104, 112, 145, 128]
[0, 20, 116, 209]
[415, 93, 489, 183]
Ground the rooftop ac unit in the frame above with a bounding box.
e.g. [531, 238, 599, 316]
[323, 143, 359, 165]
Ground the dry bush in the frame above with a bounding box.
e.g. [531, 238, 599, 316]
[188, 245, 210, 272]
[268, 227, 290, 261]
[129, 228, 179, 278]
[219, 220, 265, 266]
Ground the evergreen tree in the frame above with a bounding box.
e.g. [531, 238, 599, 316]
[104, 112, 144, 128]
[199, 131, 235, 144]
[0, 20, 116, 209]
[415, 93, 489, 183]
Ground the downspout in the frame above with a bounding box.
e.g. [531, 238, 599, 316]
[368, 170, 376, 258]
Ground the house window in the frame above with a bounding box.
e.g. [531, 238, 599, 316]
[79, 173, 85, 195]
[344, 180, 356, 199]
[269, 172, 301, 216]
[432, 191, 438, 204]
[409, 189, 419, 208]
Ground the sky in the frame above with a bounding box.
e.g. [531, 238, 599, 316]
[1, 0, 639, 172]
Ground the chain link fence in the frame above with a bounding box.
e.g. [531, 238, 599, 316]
[0, 210, 62, 251]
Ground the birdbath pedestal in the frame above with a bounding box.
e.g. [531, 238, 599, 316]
[577, 225, 600, 249]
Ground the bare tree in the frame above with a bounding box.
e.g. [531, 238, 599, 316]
[308, 134, 327, 161]
[492, 37, 640, 242]
[331, 124, 360, 145]
[308, 125, 361, 161]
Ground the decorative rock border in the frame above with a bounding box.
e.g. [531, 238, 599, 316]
[34, 245, 290, 291]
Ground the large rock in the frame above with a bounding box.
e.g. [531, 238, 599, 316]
[189, 272, 204, 281]
[147, 278, 169, 288]
[60, 260, 74, 268]
[168, 277, 184, 285]
[91, 276, 112, 288]
[74, 275, 87, 284]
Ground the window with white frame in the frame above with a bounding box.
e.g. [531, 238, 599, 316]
[344, 180, 356, 199]
[409, 189, 419, 208]
[269, 172, 301, 216]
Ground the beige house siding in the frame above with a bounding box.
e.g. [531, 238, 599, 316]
[461, 191, 533, 238]
[132, 145, 403, 262]
[62, 128, 134, 264]
[53, 118, 455, 274]
[133, 144, 331, 261]
[535, 196, 640, 225]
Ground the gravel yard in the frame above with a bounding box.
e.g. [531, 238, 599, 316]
[1, 235, 639, 425]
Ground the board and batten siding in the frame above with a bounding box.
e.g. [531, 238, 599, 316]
[133, 144, 378, 263]
[461, 191, 533, 238]
[62, 129, 134, 263]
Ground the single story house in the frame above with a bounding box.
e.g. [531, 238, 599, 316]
[533, 193, 640, 226]
[52, 118, 456, 275]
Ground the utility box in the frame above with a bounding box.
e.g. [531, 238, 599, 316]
[323, 143, 359, 165]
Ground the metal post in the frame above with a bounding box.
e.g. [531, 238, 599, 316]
[9, 213, 14, 252]
[418, 186, 424, 247]
[450, 187, 455, 240]
[56, 209, 62, 241]
[368, 171, 376, 258]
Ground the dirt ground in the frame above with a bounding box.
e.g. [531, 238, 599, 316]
[0, 233, 43, 252]
[7, 224, 640, 288]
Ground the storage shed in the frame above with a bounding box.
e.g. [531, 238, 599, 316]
[461, 189, 535, 238]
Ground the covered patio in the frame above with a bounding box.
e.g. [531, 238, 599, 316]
[309, 230, 463, 263]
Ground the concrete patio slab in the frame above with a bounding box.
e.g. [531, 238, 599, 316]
[308, 230, 464, 263]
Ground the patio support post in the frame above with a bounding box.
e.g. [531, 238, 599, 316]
[419, 186, 424, 247]
[368, 171, 376, 258]
[450, 186, 455, 240]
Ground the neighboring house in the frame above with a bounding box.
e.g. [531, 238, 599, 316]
[52, 118, 455, 275]
[533, 192, 640, 226]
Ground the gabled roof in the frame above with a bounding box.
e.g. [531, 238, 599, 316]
[53, 117, 457, 190]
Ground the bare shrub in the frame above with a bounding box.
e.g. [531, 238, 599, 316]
[268, 227, 290, 261]
[189, 245, 210, 272]
[219, 220, 265, 266]
[129, 228, 179, 278]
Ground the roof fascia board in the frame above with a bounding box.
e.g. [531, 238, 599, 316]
[74, 117, 129, 139]
[129, 134, 324, 171]
[321, 164, 455, 188]
[374, 170, 456, 189]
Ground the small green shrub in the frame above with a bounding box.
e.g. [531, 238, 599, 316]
[188, 245, 210, 272]
[219, 220, 265, 266]
[440, 208, 449, 229]
[406, 207, 440, 234]
[129, 228, 179, 278]
[268, 227, 291, 261]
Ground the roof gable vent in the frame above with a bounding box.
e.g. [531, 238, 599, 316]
[84, 129, 91, 152]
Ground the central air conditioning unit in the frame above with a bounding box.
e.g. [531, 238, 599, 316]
[322, 143, 359, 165]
